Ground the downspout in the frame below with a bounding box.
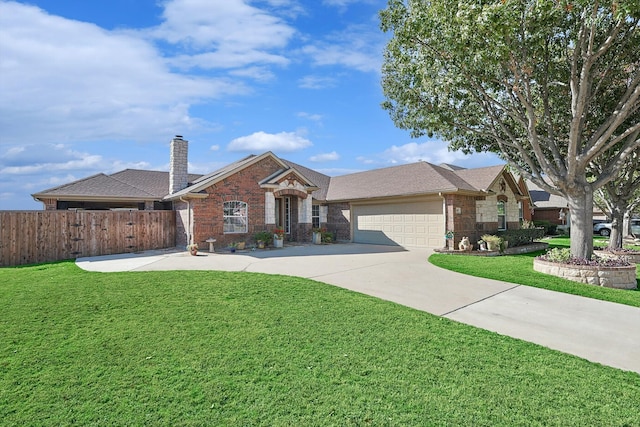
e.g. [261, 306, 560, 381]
[179, 196, 192, 246]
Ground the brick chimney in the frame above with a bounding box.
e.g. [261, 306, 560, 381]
[169, 135, 188, 194]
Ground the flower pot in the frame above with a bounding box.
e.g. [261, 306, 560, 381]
[236, 242, 245, 250]
[274, 237, 283, 248]
[230, 247, 236, 253]
[190, 248, 198, 256]
[312, 232, 322, 244]
[486, 241, 498, 251]
[257, 241, 265, 249]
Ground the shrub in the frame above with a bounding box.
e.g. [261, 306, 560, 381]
[480, 234, 502, 244]
[539, 247, 571, 263]
[254, 230, 273, 245]
[497, 228, 545, 247]
[533, 220, 558, 235]
[537, 247, 631, 266]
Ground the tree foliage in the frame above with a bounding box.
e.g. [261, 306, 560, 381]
[381, 0, 640, 258]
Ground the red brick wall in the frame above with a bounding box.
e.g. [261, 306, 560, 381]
[190, 157, 284, 248]
[326, 202, 351, 241]
[532, 208, 564, 225]
[445, 195, 480, 247]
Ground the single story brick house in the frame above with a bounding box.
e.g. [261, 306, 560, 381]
[33, 136, 532, 249]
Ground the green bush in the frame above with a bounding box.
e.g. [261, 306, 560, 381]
[533, 220, 558, 235]
[253, 230, 273, 245]
[497, 228, 546, 247]
[321, 230, 334, 243]
[539, 247, 571, 263]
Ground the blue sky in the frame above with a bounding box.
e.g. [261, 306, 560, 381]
[0, 0, 502, 210]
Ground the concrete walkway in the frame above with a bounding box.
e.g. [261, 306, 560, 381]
[76, 244, 640, 374]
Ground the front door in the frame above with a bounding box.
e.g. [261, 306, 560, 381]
[275, 197, 291, 234]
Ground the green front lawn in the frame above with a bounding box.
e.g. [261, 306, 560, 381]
[1, 262, 639, 425]
[429, 237, 640, 307]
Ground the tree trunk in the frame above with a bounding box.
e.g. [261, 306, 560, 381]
[608, 207, 625, 250]
[566, 187, 594, 260]
[622, 211, 631, 237]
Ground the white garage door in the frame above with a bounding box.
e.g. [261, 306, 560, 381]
[353, 200, 444, 248]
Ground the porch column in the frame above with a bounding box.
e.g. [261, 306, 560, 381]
[299, 196, 312, 223]
[265, 192, 276, 225]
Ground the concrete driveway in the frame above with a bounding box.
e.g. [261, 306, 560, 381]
[77, 243, 640, 374]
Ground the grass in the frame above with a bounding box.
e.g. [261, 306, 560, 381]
[1, 262, 639, 426]
[429, 237, 640, 308]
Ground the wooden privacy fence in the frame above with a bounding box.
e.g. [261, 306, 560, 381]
[0, 210, 176, 267]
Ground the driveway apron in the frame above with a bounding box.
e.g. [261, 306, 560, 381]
[77, 244, 640, 374]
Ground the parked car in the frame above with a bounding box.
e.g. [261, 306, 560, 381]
[593, 222, 612, 236]
[593, 219, 640, 236]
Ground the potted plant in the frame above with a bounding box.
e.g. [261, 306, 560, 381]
[273, 228, 285, 248]
[236, 241, 246, 250]
[254, 230, 272, 248]
[186, 243, 198, 256]
[229, 242, 237, 253]
[481, 234, 502, 251]
[312, 227, 324, 244]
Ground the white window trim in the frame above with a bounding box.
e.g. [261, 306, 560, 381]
[223, 200, 248, 234]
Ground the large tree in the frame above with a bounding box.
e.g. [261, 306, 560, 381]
[592, 151, 640, 247]
[380, 0, 640, 259]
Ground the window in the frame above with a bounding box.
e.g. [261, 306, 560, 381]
[312, 205, 320, 229]
[518, 201, 523, 223]
[284, 197, 291, 234]
[275, 197, 291, 234]
[497, 201, 507, 230]
[223, 201, 247, 233]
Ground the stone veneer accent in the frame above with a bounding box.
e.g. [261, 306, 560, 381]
[533, 259, 637, 290]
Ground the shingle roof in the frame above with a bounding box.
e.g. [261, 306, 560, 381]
[453, 165, 506, 192]
[32, 152, 512, 205]
[33, 169, 202, 200]
[526, 180, 568, 209]
[191, 155, 257, 185]
[282, 159, 331, 201]
[325, 161, 487, 201]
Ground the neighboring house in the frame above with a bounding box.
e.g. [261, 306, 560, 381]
[526, 180, 570, 226]
[526, 180, 607, 228]
[33, 136, 530, 249]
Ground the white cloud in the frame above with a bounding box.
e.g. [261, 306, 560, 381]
[229, 66, 276, 82]
[0, 2, 249, 145]
[382, 141, 469, 165]
[297, 112, 323, 122]
[210, 145, 221, 151]
[301, 25, 384, 73]
[322, 0, 377, 7]
[297, 75, 338, 89]
[167, 51, 289, 70]
[0, 144, 102, 174]
[150, 0, 295, 52]
[228, 131, 312, 152]
[309, 151, 339, 162]
[356, 156, 376, 165]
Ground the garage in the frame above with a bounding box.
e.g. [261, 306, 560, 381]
[352, 199, 444, 248]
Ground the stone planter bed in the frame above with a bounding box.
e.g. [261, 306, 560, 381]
[434, 242, 548, 257]
[533, 258, 637, 290]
